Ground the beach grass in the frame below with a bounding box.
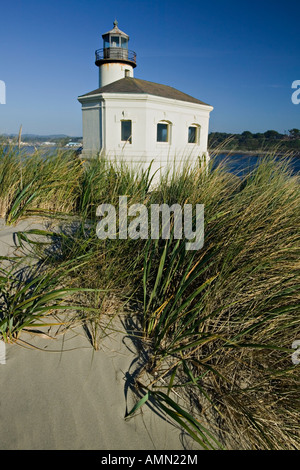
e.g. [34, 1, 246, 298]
[0, 146, 299, 449]
[0, 257, 103, 344]
[137, 157, 300, 450]
[0, 145, 83, 224]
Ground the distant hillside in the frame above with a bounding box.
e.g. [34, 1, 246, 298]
[22, 134, 71, 140]
[0, 134, 82, 146]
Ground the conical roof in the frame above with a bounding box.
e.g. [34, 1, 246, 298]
[102, 20, 129, 38]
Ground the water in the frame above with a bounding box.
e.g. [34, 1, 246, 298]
[19, 145, 79, 156]
[12, 145, 82, 158]
[5, 146, 300, 175]
[212, 153, 300, 176]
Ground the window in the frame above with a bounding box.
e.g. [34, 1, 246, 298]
[103, 35, 110, 49]
[121, 120, 132, 144]
[121, 37, 128, 49]
[188, 125, 200, 144]
[157, 123, 169, 142]
[111, 36, 120, 47]
[125, 69, 130, 77]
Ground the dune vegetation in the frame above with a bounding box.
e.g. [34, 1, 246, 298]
[0, 144, 299, 450]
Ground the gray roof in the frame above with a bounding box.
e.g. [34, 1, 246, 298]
[78, 77, 210, 106]
[103, 20, 129, 38]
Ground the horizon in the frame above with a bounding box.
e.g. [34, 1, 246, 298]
[0, 0, 299, 135]
[2, 127, 298, 139]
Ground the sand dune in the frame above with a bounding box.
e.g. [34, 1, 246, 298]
[0, 218, 196, 450]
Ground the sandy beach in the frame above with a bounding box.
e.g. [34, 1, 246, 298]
[0, 218, 196, 450]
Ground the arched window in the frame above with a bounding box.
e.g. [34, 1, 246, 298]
[188, 124, 200, 144]
[157, 120, 171, 143]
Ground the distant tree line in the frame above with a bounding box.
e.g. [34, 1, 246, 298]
[208, 129, 300, 153]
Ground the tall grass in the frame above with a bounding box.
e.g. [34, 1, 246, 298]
[137, 156, 300, 449]
[1, 146, 299, 449]
[0, 145, 83, 223]
[0, 258, 101, 344]
[8, 151, 154, 348]
[0, 147, 155, 224]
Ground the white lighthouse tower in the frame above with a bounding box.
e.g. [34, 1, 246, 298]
[95, 20, 137, 88]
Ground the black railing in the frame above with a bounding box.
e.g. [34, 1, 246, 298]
[95, 48, 136, 65]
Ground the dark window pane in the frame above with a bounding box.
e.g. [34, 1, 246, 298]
[157, 123, 168, 142]
[188, 126, 197, 143]
[121, 120, 132, 143]
[103, 35, 110, 49]
[121, 37, 128, 49]
[111, 36, 120, 47]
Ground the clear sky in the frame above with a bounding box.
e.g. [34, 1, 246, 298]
[0, 0, 299, 136]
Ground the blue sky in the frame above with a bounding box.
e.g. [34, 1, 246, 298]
[0, 0, 299, 136]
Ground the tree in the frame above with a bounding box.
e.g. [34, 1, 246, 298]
[241, 131, 253, 138]
[288, 128, 300, 139]
[263, 130, 281, 140]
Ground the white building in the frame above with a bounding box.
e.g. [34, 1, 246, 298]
[78, 21, 213, 176]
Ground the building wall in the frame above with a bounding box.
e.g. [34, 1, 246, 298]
[78, 92, 213, 177]
[99, 63, 134, 87]
[81, 99, 103, 152]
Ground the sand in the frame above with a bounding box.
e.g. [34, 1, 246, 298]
[0, 218, 196, 450]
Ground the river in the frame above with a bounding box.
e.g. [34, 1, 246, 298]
[212, 152, 300, 176]
[11, 146, 300, 176]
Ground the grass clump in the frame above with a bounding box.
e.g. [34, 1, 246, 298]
[0, 259, 100, 344]
[136, 156, 300, 450]
[1, 147, 299, 449]
[0, 145, 83, 224]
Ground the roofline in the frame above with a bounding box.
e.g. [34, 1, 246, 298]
[102, 30, 129, 38]
[78, 91, 213, 111]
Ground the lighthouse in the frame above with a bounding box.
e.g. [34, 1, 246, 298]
[78, 21, 213, 177]
[95, 20, 137, 88]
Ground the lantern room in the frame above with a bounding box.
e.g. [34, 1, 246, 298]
[95, 20, 136, 69]
[103, 19, 129, 51]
